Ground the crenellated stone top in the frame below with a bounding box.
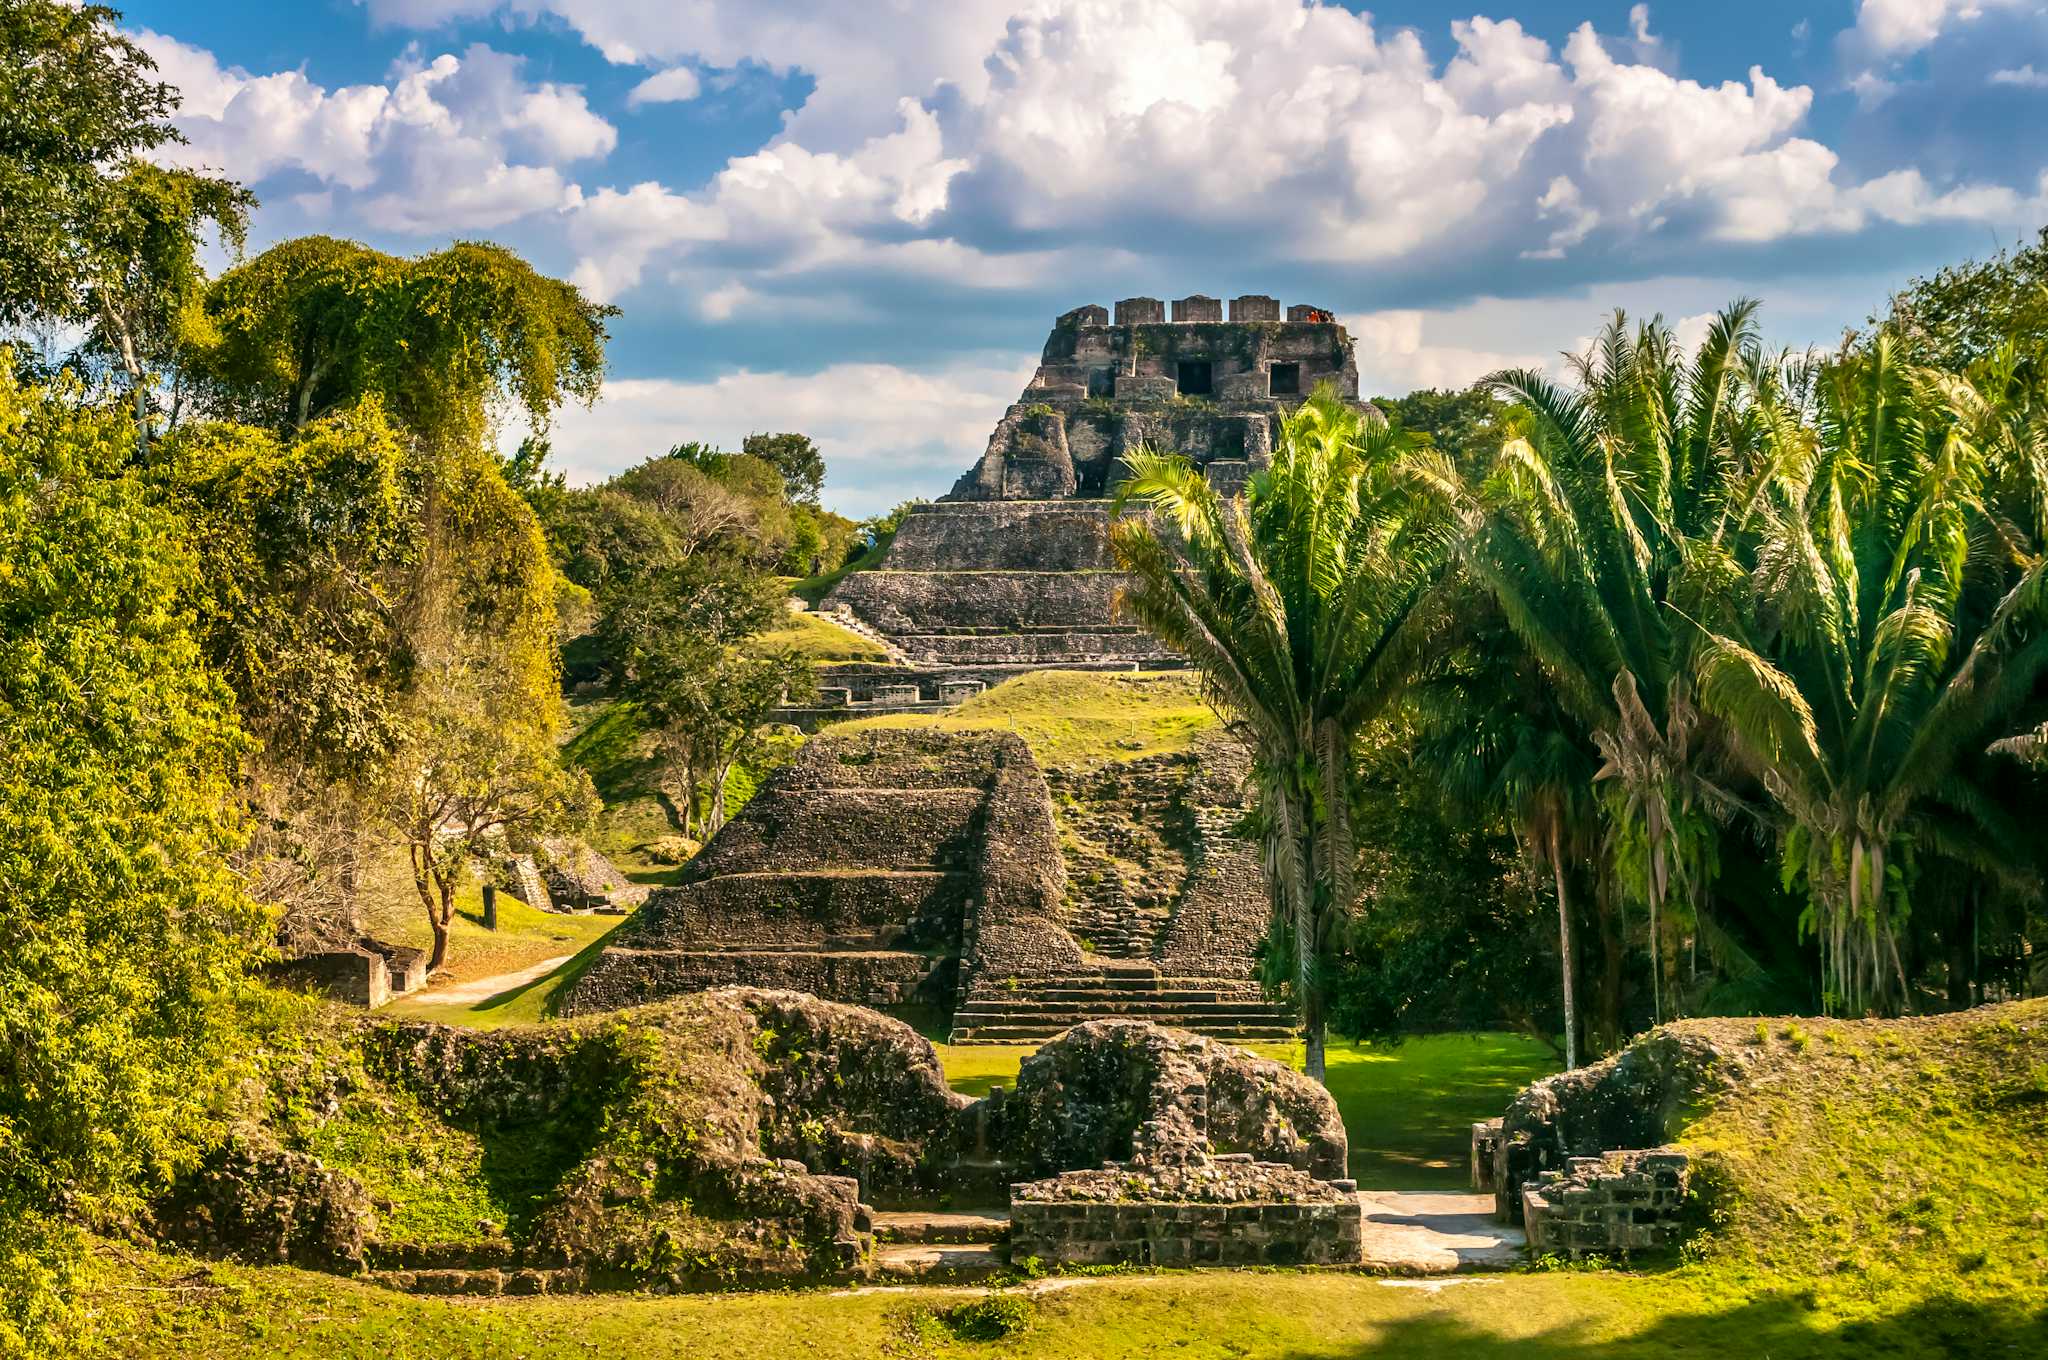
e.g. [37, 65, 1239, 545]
[1073, 295, 1333, 328]
[937, 293, 1369, 501]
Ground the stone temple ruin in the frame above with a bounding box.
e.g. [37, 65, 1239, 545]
[788, 295, 1369, 721]
[564, 727, 1294, 1043]
[575, 295, 1375, 1041]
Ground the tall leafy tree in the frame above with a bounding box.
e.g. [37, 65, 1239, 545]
[0, 0, 177, 326]
[1112, 390, 1459, 1081]
[1410, 598, 1603, 1065]
[1693, 337, 2048, 1014]
[193, 235, 614, 449]
[0, 366, 267, 1351]
[743, 430, 827, 506]
[611, 553, 813, 840]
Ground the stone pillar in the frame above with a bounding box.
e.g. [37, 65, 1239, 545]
[482, 883, 498, 931]
[1114, 297, 1165, 326]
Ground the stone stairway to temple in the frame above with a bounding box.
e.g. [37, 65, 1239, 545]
[1063, 852, 1168, 959]
[949, 962, 1295, 1044]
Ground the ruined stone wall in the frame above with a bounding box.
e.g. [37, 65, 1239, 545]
[690, 790, 982, 874]
[880, 501, 1121, 572]
[623, 872, 971, 951]
[1519, 1149, 1693, 1258]
[565, 948, 954, 1017]
[1009, 1161, 1362, 1267]
[828, 568, 1133, 632]
[1487, 1028, 1728, 1222]
[994, 1021, 1346, 1180]
[961, 742, 1087, 981]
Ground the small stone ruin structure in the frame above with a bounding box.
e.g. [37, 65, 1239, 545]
[793, 295, 1376, 718]
[266, 937, 428, 1009]
[1472, 1028, 1718, 1257]
[561, 728, 1292, 1042]
[157, 994, 1361, 1292]
[1001, 1021, 1359, 1268]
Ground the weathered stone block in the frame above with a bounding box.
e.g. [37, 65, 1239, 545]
[1215, 371, 1268, 401]
[1114, 297, 1165, 326]
[1115, 374, 1177, 401]
[1172, 295, 1223, 322]
[1229, 295, 1280, 322]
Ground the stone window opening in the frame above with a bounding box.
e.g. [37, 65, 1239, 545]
[1176, 360, 1213, 396]
[1269, 362, 1300, 397]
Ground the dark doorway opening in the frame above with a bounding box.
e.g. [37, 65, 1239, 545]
[1088, 367, 1114, 398]
[1269, 362, 1300, 396]
[1176, 360, 1213, 396]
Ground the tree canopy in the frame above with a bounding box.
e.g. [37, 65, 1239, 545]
[194, 235, 615, 448]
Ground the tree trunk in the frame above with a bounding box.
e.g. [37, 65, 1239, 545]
[1593, 888, 1624, 1055]
[428, 875, 458, 973]
[1303, 989, 1327, 1085]
[1551, 822, 1578, 1070]
[707, 760, 733, 838]
[410, 839, 447, 973]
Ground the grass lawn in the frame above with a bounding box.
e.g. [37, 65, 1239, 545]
[841, 670, 1220, 772]
[92, 1243, 2045, 1359]
[356, 849, 620, 992]
[746, 607, 890, 661]
[934, 1033, 1559, 1189]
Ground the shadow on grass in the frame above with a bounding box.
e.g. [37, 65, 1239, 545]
[1277, 1289, 2048, 1360]
[462, 918, 624, 1022]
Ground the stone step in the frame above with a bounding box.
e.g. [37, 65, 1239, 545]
[954, 999, 1287, 1019]
[871, 1242, 1008, 1282]
[989, 976, 1266, 994]
[869, 1209, 1010, 1245]
[1000, 987, 1251, 1002]
[950, 1022, 1297, 1044]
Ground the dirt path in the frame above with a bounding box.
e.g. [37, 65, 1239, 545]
[412, 955, 570, 1006]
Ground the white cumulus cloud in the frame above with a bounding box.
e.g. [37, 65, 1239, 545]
[135, 31, 614, 232]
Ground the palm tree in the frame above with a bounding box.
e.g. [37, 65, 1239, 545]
[1110, 390, 1458, 1081]
[1691, 336, 2048, 1014]
[1470, 303, 1771, 1022]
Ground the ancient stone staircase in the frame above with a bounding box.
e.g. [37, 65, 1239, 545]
[1064, 852, 1167, 959]
[870, 1209, 1010, 1281]
[949, 963, 1295, 1044]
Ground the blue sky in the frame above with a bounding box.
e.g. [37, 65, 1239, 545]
[123, 0, 2048, 515]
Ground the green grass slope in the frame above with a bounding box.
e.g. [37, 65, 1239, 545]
[838, 669, 1219, 772]
[746, 608, 890, 662]
[1669, 1001, 2048, 1312]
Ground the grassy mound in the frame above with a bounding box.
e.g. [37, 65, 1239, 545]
[157, 990, 970, 1289]
[745, 608, 889, 662]
[838, 670, 1218, 772]
[1668, 1001, 2048, 1309]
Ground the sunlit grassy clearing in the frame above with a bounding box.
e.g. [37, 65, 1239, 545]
[92, 1242, 2046, 1360]
[935, 1032, 1559, 1189]
[746, 607, 890, 661]
[354, 849, 619, 990]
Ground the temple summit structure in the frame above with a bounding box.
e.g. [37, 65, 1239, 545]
[798, 295, 1370, 718]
